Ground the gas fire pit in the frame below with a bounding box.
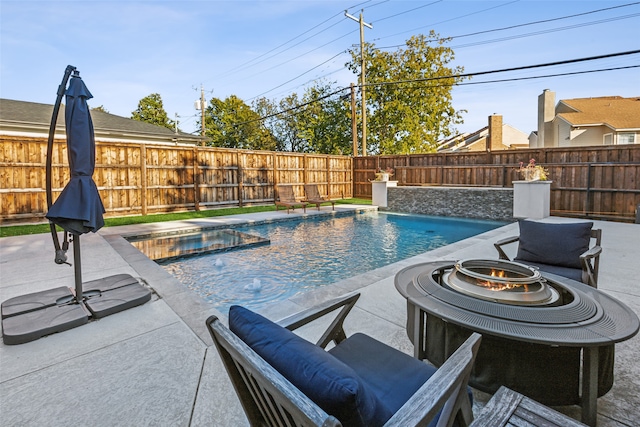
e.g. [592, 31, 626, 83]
[395, 260, 639, 427]
[444, 259, 559, 306]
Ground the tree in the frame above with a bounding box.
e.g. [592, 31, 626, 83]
[205, 95, 276, 150]
[253, 82, 352, 155]
[297, 82, 352, 155]
[131, 93, 175, 131]
[347, 32, 467, 154]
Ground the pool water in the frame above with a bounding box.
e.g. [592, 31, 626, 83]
[160, 211, 505, 311]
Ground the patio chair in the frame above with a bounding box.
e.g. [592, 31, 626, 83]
[494, 219, 602, 287]
[206, 293, 482, 427]
[303, 184, 335, 211]
[275, 184, 307, 214]
[470, 386, 587, 426]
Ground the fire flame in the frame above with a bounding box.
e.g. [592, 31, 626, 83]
[476, 269, 528, 292]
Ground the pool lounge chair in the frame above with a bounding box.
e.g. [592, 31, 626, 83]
[275, 184, 307, 214]
[206, 293, 482, 427]
[494, 219, 602, 287]
[303, 184, 335, 211]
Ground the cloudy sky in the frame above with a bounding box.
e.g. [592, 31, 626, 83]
[1, 0, 639, 136]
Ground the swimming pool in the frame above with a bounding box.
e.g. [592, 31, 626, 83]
[158, 211, 506, 311]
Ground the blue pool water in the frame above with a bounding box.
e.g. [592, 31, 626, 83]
[161, 211, 506, 311]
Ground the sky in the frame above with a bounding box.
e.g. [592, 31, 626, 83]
[1, 0, 639, 138]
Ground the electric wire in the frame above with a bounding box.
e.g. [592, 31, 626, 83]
[243, 1, 632, 102]
[377, 1, 640, 46]
[232, 50, 640, 126]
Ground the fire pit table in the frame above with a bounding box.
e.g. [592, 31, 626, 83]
[395, 260, 639, 427]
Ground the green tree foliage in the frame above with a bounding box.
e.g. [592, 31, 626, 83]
[204, 95, 277, 150]
[347, 32, 467, 154]
[298, 82, 352, 155]
[253, 82, 352, 155]
[131, 93, 175, 131]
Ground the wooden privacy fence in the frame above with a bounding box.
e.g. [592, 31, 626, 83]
[354, 146, 640, 222]
[0, 136, 352, 223]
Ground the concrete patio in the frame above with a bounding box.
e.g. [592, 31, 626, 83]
[1, 206, 638, 426]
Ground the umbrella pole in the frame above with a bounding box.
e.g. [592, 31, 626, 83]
[72, 234, 83, 302]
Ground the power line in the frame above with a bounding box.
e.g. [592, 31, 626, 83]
[379, 1, 639, 47]
[374, 1, 442, 22]
[233, 50, 640, 126]
[243, 1, 623, 101]
[377, 0, 522, 41]
[444, 1, 640, 41]
[367, 50, 640, 88]
[247, 51, 348, 101]
[447, 14, 640, 50]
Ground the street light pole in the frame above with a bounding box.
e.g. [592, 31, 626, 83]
[345, 10, 372, 156]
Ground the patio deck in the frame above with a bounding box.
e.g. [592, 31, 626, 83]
[1, 206, 638, 426]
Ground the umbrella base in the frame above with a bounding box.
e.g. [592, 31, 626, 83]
[83, 274, 152, 319]
[1, 274, 151, 345]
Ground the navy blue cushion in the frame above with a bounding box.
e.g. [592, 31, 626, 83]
[520, 261, 583, 283]
[228, 306, 392, 427]
[330, 333, 472, 427]
[515, 220, 592, 269]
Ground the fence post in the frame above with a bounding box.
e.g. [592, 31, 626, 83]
[326, 155, 331, 198]
[140, 143, 147, 216]
[193, 146, 200, 211]
[585, 163, 592, 217]
[237, 151, 243, 208]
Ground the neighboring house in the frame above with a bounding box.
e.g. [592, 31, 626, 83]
[534, 90, 640, 148]
[437, 114, 529, 152]
[0, 98, 205, 145]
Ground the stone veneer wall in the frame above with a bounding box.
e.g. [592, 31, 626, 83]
[386, 186, 514, 221]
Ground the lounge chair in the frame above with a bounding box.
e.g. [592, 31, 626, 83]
[303, 184, 335, 211]
[206, 293, 481, 427]
[275, 184, 307, 214]
[494, 219, 602, 287]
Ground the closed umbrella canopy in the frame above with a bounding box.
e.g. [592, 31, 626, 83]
[46, 75, 105, 235]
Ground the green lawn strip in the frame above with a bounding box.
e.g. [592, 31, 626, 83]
[0, 199, 371, 238]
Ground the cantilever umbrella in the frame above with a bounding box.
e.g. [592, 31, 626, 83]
[1, 66, 150, 345]
[46, 69, 106, 301]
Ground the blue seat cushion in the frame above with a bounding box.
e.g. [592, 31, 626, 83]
[330, 333, 473, 427]
[519, 261, 583, 283]
[515, 220, 592, 269]
[228, 306, 392, 427]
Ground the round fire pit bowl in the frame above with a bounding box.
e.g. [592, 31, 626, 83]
[444, 259, 559, 306]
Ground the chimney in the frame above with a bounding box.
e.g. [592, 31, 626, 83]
[488, 114, 503, 151]
[538, 89, 555, 147]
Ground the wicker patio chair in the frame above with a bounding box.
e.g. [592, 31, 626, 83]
[206, 292, 481, 427]
[275, 184, 307, 214]
[494, 219, 602, 287]
[303, 184, 335, 211]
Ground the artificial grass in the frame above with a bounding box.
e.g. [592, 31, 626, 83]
[0, 198, 372, 238]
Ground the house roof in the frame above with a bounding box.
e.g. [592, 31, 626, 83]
[0, 98, 205, 145]
[557, 96, 640, 130]
[437, 126, 488, 152]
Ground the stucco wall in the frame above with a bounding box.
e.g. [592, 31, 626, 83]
[386, 186, 514, 221]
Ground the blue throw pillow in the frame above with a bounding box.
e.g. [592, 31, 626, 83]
[515, 220, 593, 269]
[228, 305, 392, 427]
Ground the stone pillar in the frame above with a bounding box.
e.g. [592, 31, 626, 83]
[513, 180, 551, 219]
[371, 180, 397, 208]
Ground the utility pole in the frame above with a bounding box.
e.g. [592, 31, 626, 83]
[345, 10, 372, 156]
[350, 83, 357, 156]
